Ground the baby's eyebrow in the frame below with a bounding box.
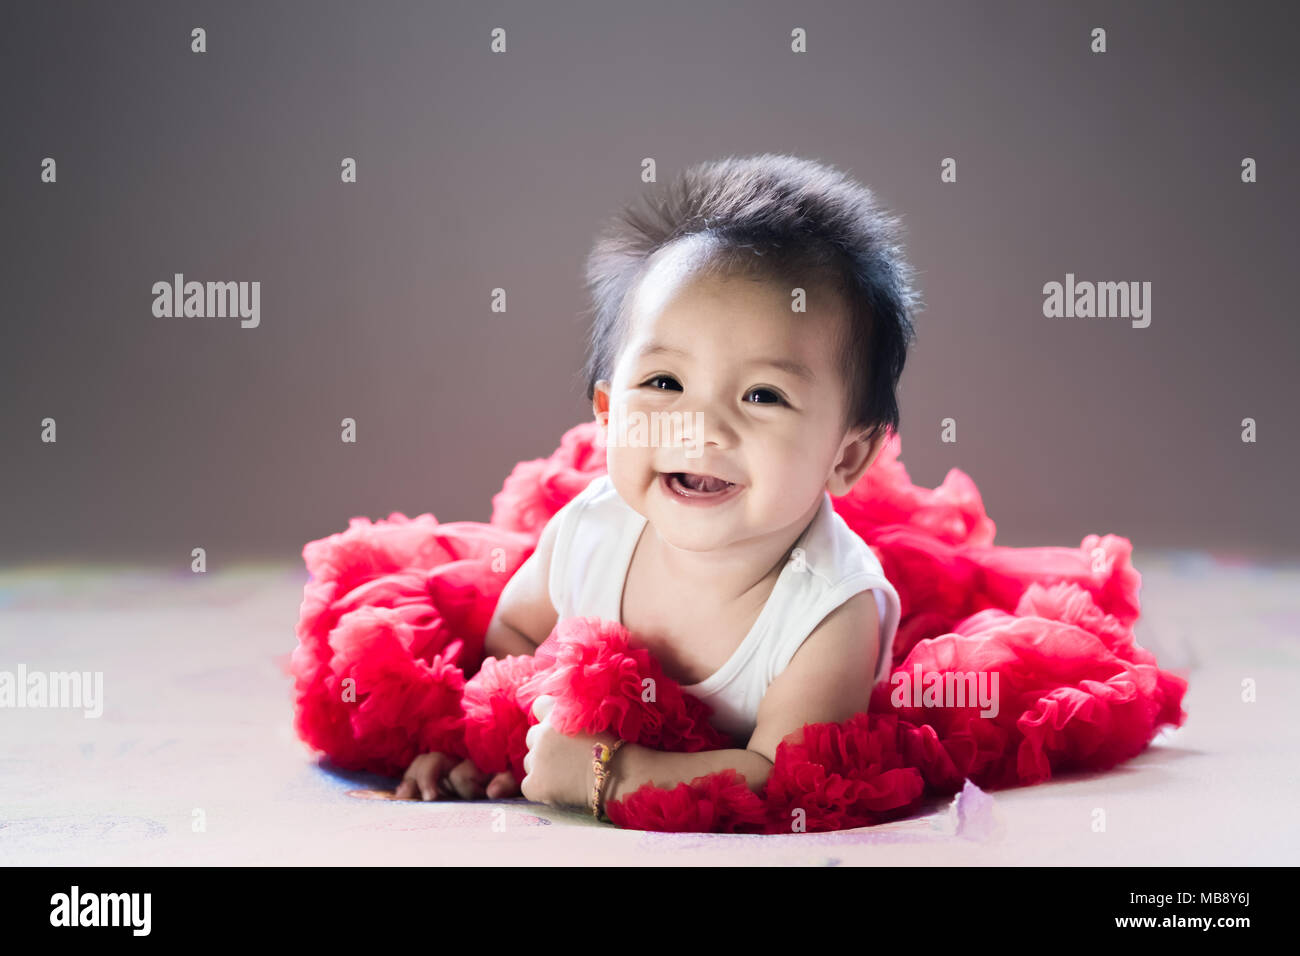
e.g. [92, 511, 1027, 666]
[637, 342, 689, 359]
[637, 341, 816, 383]
[753, 356, 816, 383]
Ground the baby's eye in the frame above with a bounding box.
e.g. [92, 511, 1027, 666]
[643, 374, 682, 392]
[745, 387, 786, 406]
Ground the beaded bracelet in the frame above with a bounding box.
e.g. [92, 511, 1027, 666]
[590, 739, 626, 821]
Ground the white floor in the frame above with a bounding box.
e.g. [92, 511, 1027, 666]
[1, 551, 1296, 866]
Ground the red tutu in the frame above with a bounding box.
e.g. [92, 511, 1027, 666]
[289, 421, 1188, 832]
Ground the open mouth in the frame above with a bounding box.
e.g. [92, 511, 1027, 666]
[661, 471, 740, 500]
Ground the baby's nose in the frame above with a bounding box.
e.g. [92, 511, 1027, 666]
[681, 406, 738, 452]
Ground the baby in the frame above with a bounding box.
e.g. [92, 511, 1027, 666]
[396, 153, 919, 811]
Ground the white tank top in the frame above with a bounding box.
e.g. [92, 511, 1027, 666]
[545, 474, 901, 745]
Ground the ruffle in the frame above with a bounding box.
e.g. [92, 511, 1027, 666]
[288, 420, 1188, 831]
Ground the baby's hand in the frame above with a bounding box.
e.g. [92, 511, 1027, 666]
[394, 752, 521, 801]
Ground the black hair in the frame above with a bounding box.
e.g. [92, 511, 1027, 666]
[579, 153, 922, 437]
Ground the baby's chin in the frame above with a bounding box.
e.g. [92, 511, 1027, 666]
[649, 521, 744, 555]
[641, 473, 756, 549]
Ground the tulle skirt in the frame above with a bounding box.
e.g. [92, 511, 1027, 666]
[288, 421, 1187, 832]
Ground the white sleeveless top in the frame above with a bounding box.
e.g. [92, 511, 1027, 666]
[545, 474, 901, 745]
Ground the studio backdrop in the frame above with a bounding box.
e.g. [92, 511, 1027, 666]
[2, 0, 1296, 566]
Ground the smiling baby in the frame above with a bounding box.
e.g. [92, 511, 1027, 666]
[397, 153, 920, 812]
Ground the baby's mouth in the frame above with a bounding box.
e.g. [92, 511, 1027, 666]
[661, 471, 739, 497]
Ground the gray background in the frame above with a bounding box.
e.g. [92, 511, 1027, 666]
[2, 0, 1296, 567]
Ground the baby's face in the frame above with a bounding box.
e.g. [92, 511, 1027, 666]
[593, 258, 881, 554]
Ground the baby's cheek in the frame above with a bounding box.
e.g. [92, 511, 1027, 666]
[763, 440, 809, 480]
[603, 451, 652, 501]
[763, 455, 825, 511]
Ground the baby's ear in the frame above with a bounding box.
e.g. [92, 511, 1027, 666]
[591, 379, 611, 425]
[828, 425, 886, 495]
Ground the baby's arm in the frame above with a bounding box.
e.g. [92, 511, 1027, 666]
[395, 511, 562, 800]
[603, 589, 881, 814]
[482, 510, 563, 659]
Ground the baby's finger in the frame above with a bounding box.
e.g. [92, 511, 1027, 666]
[485, 771, 520, 799]
[415, 753, 454, 801]
[531, 694, 556, 721]
[524, 712, 552, 752]
[447, 759, 488, 800]
[395, 778, 417, 800]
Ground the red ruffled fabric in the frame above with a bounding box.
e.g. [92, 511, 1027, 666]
[489, 422, 609, 537]
[289, 514, 536, 777]
[289, 420, 1189, 831]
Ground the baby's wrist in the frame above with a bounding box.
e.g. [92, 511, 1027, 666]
[595, 734, 637, 810]
[589, 732, 630, 816]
